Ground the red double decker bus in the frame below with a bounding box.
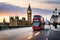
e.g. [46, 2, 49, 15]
[32, 15, 44, 31]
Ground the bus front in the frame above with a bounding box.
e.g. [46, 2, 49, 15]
[32, 19, 42, 30]
[32, 15, 44, 31]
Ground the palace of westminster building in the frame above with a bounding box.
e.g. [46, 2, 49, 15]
[9, 4, 32, 26]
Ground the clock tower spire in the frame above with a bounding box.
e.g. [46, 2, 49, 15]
[27, 4, 32, 25]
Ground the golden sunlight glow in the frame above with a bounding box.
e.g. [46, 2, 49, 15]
[0, 16, 9, 22]
[0, 12, 27, 22]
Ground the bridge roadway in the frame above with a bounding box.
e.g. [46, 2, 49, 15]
[0, 25, 60, 40]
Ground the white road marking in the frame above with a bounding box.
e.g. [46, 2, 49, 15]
[46, 37, 48, 40]
[27, 36, 33, 40]
[34, 32, 40, 36]
[46, 29, 50, 40]
[27, 32, 40, 40]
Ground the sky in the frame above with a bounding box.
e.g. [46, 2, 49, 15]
[0, 0, 60, 22]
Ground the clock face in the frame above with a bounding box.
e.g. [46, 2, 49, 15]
[28, 10, 30, 13]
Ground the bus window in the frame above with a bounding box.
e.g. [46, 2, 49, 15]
[34, 15, 41, 18]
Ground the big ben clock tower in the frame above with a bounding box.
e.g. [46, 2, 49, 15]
[27, 4, 32, 25]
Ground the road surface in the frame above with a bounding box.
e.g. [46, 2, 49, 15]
[0, 25, 60, 40]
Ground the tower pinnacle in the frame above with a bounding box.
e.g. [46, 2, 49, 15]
[27, 4, 32, 25]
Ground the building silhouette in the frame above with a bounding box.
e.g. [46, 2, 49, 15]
[3, 18, 6, 24]
[9, 4, 32, 26]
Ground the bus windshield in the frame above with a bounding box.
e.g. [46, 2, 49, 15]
[33, 21, 41, 26]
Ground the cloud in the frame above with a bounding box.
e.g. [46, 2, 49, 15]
[31, 0, 60, 4]
[0, 2, 53, 16]
[32, 8, 52, 15]
[0, 2, 27, 13]
[42, 1, 60, 4]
